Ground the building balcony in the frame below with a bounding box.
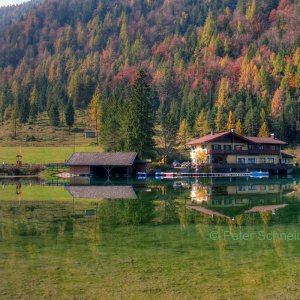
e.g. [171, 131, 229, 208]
[207, 149, 280, 155]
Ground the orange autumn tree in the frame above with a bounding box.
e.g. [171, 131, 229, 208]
[271, 88, 283, 118]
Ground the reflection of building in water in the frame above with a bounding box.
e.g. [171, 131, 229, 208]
[65, 186, 137, 199]
[191, 180, 296, 207]
[245, 204, 288, 215]
[188, 204, 288, 219]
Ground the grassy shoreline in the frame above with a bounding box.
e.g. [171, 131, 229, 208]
[0, 146, 101, 164]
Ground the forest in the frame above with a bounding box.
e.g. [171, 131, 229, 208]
[0, 0, 44, 31]
[0, 0, 299, 159]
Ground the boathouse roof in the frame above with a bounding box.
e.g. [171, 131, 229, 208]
[66, 152, 139, 166]
[187, 131, 288, 145]
[65, 185, 137, 199]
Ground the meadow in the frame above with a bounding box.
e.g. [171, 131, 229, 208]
[0, 146, 101, 164]
[0, 110, 102, 164]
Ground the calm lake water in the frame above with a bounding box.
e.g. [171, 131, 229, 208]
[1, 176, 300, 299]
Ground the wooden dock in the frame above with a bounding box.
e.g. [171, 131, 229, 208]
[155, 171, 269, 178]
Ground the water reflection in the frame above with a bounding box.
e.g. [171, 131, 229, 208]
[65, 185, 137, 199]
[1, 177, 300, 299]
[0, 176, 299, 227]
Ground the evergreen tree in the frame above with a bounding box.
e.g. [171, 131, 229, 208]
[10, 108, 17, 139]
[29, 102, 38, 124]
[215, 106, 227, 132]
[159, 112, 177, 161]
[48, 103, 60, 127]
[200, 10, 215, 47]
[244, 108, 256, 136]
[194, 110, 210, 137]
[258, 121, 270, 137]
[19, 98, 30, 124]
[234, 100, 245, 122]
[101, 97, 121, 151]
[65, 101, 75, 132]
[125, 70, 155, 158]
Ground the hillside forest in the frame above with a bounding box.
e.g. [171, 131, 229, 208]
[0, 0, 300, 158]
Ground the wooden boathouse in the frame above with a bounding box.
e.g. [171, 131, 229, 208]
[66, 152, 147, 177]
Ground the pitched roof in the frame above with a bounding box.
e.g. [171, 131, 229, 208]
[187, 132, 229, 145]
[187, 131, 288, 145]
[281, 152, 296, 158]
[246, 137, 287, 145]
[65, 186, 137, 199]
[66, 152, 138, 166]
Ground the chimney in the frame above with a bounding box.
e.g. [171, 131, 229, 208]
[270, 133, 275, 139]
[230, 128, 235, 133]
[211, 130, 214, 136]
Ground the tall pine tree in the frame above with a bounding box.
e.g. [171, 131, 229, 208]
[65, 101, 75, 132]
[125, 70, 155, 158]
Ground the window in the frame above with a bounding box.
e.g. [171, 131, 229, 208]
[238, 158, 246, 164]
[212, 144, 222, 150]
[249, 185, 257, 191]
[267, 158, 275, 164]
[201, 144, 207, 149]
[271, 146, 276, 150]
[235, 145, 243, 150]
[224, 145, 232, 150]
[192, 146, 196, 150]
[248, 158, 256, 164]
[238, 185, 247, 191]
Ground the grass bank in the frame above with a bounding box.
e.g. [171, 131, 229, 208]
[0, 146, 101, 164]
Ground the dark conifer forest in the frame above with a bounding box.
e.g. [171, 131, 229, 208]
[0, 0, 300, 153]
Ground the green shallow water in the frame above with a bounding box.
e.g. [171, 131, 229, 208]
[0, 176, 300, 299]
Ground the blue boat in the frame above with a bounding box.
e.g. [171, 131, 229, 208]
[137, 172, 147, 179]
[250, 171, 269, 178]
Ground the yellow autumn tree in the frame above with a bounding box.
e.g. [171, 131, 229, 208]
[88, 85, 102, 144]
[258, 122, 270, 137]
[235, 119, 243, 135]
[227, 111, 234, 130]
[177, 119, 190, 150]
[217, 77, 229, 108]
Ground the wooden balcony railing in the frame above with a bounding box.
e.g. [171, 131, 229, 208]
[208, 163, 293, 170]
[207, 149, 280, 155]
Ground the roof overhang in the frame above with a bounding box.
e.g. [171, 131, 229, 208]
[187, 131, 255, 146]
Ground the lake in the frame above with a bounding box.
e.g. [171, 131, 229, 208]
[0, 176, 300, 299]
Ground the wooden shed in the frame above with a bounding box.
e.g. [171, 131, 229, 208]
[66, 152, 147, 177]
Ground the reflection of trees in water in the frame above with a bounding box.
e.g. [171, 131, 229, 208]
[260, 211, 271, 226]
[0, 202, 91, 240]
[97, 196, 156, 229]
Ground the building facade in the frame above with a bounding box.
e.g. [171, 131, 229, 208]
[187, 131, 294, 174]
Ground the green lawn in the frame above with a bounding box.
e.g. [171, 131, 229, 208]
[0, 185, 105, 203]
[0, 146, 102, 164]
